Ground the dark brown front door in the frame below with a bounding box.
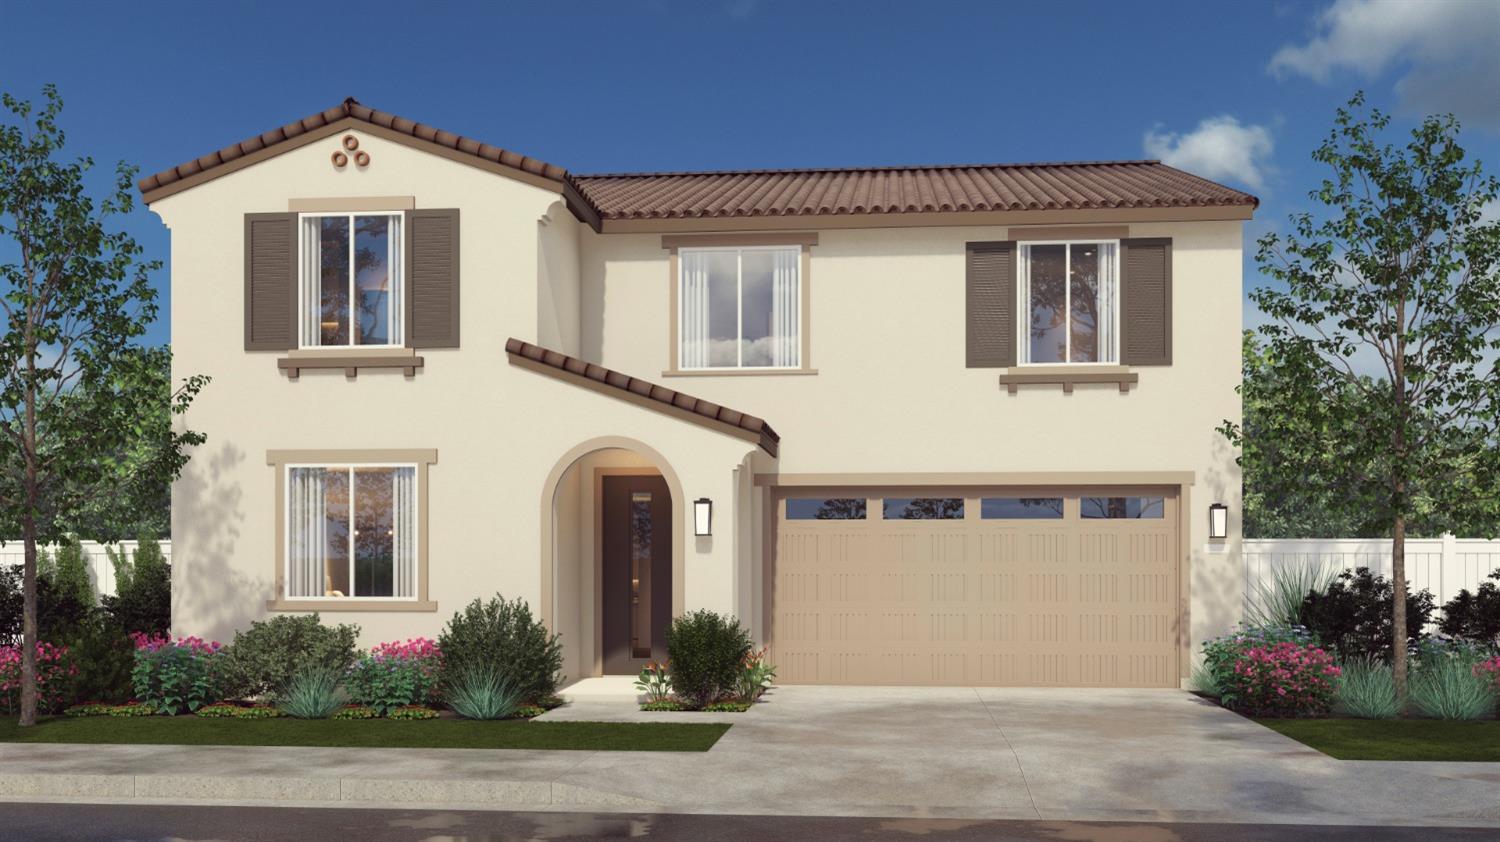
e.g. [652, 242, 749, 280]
[602, 475, 672, 675]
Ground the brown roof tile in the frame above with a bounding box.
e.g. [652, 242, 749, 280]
[504, 338, 780, 456]
[137, 98, 568, 197]
[568, 160, 1258, 220]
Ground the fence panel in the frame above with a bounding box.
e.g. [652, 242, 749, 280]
[0, 540, 173, 601]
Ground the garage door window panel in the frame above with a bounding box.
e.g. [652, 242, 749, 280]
[882, 498, 965, 520]
[981, 497, 1064, 519]
[1081, 496, 1165, 519]
[785, 497, 868, 520]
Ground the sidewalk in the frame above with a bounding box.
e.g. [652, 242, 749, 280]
[1, 684, 1497, 827]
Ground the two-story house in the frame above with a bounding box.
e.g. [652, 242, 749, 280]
[142, 98, 1253, 689]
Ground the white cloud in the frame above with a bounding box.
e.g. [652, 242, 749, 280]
[1143, 116, 1275, 192]
[1269, 0, 1500, 127]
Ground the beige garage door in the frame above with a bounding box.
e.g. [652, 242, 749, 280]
[769, 488, 1182, 687]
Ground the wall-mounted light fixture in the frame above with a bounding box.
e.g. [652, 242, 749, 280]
[694, 498, 713, 537]
[1209, 503, 1229, 540]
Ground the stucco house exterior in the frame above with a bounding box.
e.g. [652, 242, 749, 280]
[142, 98, 1254, 689]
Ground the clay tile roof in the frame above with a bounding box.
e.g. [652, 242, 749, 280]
[504, 338, 780, 457]
[567, 160, 1258, 221]
[137, 97, 568, 197]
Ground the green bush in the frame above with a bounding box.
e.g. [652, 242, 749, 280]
[1333, 657, 1399, 719]
[446, 664, 523, 720]
[1298, 567, 1435, 662]
[0, 562, 94, 641]
[1246, 562, 1337, 629]
[1199, 625, 1317, 702]
[48, 536, 94, 609]
[57, 612, 134, 705]
[666, 610, 751, 709]
[277, 666, 343, 719]
[196, 703, 281, 719]
[1439, 570, 1500, 647]
[388, 704, 439, 721]
[437, 595, 562, 702]
[333, 704, 379, 720]
[219, 614, 359, 700]
[131, 636, 225, 715]
[102, 537, 171, 637]
[1410, 644, 1497, 720]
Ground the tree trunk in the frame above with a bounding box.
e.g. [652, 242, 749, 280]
[1391, 511, 1408, 714]
[18, 520, 36, 726]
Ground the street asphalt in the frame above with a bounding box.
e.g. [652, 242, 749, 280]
[0, 804, 1497, 841]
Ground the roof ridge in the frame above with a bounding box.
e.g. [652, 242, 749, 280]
[572, 159, 1165, 180]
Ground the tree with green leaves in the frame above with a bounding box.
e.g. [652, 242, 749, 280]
[0, 85, 208, 725]
[1242, 93, 1500, 706]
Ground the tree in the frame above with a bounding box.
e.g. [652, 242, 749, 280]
[1246, 93, 1500, 706]
[102, 535, 170, 636]
[0, 85, 207, 725]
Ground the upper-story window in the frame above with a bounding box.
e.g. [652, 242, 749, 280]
[679, 246, 800, 370]
[1019, 241, 1118, 364]
[300, 213, 403, 348]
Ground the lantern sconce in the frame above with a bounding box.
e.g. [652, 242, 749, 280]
[694, 498, 713, 537]
[1209, 503, 1229, 541]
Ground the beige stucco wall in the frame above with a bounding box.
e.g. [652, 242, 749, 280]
[154, 131, 760, 652]
[580, 221, 1247, 647]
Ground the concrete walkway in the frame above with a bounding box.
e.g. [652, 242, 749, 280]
[1, 684, 1497, 827]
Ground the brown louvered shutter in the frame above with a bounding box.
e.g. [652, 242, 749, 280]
[405, 209, 460, 348]
[243, 213, 297, 351]
[966, 241, 1016, 367]
[1120, 237, 1173, 366]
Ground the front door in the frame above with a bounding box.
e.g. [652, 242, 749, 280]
[601, 475, 672, 674]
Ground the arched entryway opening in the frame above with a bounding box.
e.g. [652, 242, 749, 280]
[539, 436, 686, 681]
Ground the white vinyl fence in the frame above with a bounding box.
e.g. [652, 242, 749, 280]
[0, 540, 173, 601]
[1243, 535, 1500, 612]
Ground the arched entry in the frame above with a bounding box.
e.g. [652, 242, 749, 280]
[539, 436, 686, 678]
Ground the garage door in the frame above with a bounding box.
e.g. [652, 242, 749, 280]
[769, 488, 1181, 687]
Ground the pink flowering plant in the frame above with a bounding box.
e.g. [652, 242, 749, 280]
[130, 633, 225, 714]
[0, 642, 76, 714]
[1222, 641, 1341, 717]
[1476, 655, 1500, 695]
[345, 638, 442, 716]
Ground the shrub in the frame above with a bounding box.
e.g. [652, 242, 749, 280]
[634, 660, 671, 703]
[102, 537, 171, 637]
[131, 634, 224, 714]
[1200, 625, 1318, 697]
[0, 641, 76, 714]
[640, 699, 684, 712]
[388, 704, 439, 721]
[63, 702, 115, 717]
[277, 665, 343, 719]
[345, 638, 442, 715]
[106, 702, 156, 717]
[702, 700, 752, 712]
[438, 596, 562, 703]
[0, 564, 94, 641]
[446, 665, 523, 720]
[1190, 662, 1222, 698]
[510, 704, 546, 719]
[1246, 562, 1338, 629]
[47, 535, 94, 609]
[1477, 655, 1500, 695]
[333, 704, 379, 720]
[196, 703, 282, 719]
[1333, 656, 1399, 719]
[735, 647, 776, 703]
[1409, 642, 1496, 720]
[219, 614, 359, 700]
[57, 612, 135, 706]
[1298, 567, 1436, 662]
[1221, 641, 1341, 717]
[665, 610, 751, 709]
[1439, 570, 1500, 647]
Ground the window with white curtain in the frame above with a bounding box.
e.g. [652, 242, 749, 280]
[300, 213, 403, 348]
[679, 246, 800, 369]
[286, 465, 418, 600]
[1018, 241, 1118, 364]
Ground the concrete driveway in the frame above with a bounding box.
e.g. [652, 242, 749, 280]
[545, 683, 1500, 826]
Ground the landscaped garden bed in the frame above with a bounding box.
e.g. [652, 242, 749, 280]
[633, 611, 776, 713]
[0, 716, 729, 751]
[1195, 565, 1500, 760]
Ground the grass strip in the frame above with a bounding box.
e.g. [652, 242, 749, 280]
[1255, 717, 1500, 761]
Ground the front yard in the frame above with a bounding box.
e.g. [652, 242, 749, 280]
[0, 716, 730, 752]
[1255, 717, 1500, 762]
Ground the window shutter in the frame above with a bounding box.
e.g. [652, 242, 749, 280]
[1120, 238, 1172, 366]
[966, 241, 1016, 368]
[243, 213, 297, 351]
[405, 208, 460, 348]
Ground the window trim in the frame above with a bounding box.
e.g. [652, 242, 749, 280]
[663, 235, 817, 377]
[266, 449, 437, 612]
[1016, 239, 1120, 367]
[297, 211, 405, 351]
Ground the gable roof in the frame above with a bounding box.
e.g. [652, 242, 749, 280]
[568, 160, 1257, 222]
[505, 338, 780, 457]
[138, 98, 1258, 228]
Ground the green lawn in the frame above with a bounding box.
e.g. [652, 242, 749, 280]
[1256, 717, 1500, 761]
[0, 716, 729, 752]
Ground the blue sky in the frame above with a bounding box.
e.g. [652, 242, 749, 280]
[3, 0, 1498, 348]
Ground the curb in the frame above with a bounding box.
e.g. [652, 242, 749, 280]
[0, 774, 659, 809]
